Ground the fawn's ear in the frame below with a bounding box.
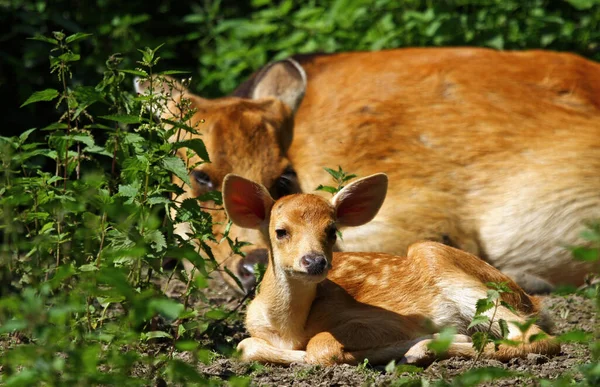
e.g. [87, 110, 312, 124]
[223, 174, 275, 229]
[332, 173, 388, 227]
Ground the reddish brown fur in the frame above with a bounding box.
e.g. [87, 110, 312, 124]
[139, 48, 600, 293]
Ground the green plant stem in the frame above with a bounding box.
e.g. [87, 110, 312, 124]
[470, 298, 500, 369]
[96, 212, 108, 267]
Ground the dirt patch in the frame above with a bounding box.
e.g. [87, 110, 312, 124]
[176, 274, 597, 386]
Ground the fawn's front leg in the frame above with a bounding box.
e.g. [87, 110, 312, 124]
[237, 337, 307, 364]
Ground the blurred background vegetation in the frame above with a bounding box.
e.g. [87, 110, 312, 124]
[3, 0, 600, 138]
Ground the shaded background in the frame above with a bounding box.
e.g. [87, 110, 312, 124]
[2, 0, 600, 137]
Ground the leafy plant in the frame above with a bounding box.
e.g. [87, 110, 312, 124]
[0, 33, 238, 385]
[315, 166, 358, 196]
[467, 282, 519, 367]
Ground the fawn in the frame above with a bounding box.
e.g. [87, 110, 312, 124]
[222, 173, 560, 366]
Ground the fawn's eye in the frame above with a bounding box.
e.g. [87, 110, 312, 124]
[327, 226, 338, 242]
[275, 229, 288, 240]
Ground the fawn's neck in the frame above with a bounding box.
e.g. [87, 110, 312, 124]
[257, 259, 318, 339]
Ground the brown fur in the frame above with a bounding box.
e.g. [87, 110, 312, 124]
[224, 175, 560, 366]
[138, 48, 600, 293]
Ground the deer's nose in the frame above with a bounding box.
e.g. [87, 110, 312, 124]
[301, 253, 328, 275]
[237, 248, 268, 292]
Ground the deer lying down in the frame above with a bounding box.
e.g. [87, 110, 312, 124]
[223, 173, 560, 366]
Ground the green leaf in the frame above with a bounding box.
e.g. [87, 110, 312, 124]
[495, 338, 521, 347]
[486, 35, 505, 50]
[580, 225, 600, 242]
[147, 196, 171, 205]
[159, 70, 191, 75]
[565, 0, 596, 10]
[20, 89, 60, 107]
[29, 34, 58, 45]
[385, 359, 396, 374]
[0, 319, 28, 334]
[100, 114, 142, 124]
[499, 319, 509, 338]
[197, 191, 223, 206]
[177, 139, 210, 162]
[475, 298, 494, 315]
[486, 289, 501, 301]
[468, 315, 489, 329]
[511, 317, 537, 334]
[142, 331, 173, 341]
[79, 264, 99, 272]
[341, 173, 358, 183]
[427, 326, 456, 355]
[175, 340, 199, 351]
[471, 331, 490, 352]
[145, 229, 167, 252]
[47, 264, 76, 290]
[18, 128, 37, 144]
[499, 301, 517, 313]
[149, 299, 184, 320]
[58, 52, 81, 62]
[166, 360, 206, 383]
[204, 309, 228, 320]
[452, 367, 514, 386]
[71, 134, 95, 147]
[65, 32, 92, 44]
[324, 167, 342, 180]
[558, 330, 592, 343]
[529, 332, 548, 343]
[570, 246, 599, 262]
[486, 281, 513, 293]
[162, 156, 191, 185]
[175, 198, 202, 223]
[41, 122, 69, 131]
[228, 376, 251, 387]
[118, 183, 139, 201]
[223, 265, 246, 293]
[121, 69, 149, 77]
[315, 184, 338, 194]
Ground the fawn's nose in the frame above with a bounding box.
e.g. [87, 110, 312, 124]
[238, 248, 268, 292]
[301, 253, 328, 275]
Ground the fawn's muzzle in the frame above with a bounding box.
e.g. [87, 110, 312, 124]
[301, 253, 328, 275]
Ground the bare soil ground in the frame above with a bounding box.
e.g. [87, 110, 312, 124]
[162, 274, 598, 386]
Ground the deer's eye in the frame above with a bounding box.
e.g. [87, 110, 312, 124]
[191, 170, 214, 191]
[271, 166, 300, 199]
[275, 229, 288, 240]
[327, 226, 338, 242]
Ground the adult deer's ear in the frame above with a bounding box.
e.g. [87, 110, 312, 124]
[222, 174, 275, 229]
[133, 75, 189, 117]
[233, 58, 307, 115]
[332, 174, 388, 228]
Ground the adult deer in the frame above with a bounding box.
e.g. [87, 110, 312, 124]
[136, 48, 600, 294]
[223, 173, 559, 366]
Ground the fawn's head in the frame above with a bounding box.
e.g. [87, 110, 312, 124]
[222, 173, 388, 281]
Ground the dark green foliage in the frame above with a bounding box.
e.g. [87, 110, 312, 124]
[0, 34, 234, 384]
[3, 0, 600, 138]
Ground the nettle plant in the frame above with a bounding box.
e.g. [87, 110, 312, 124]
[0, 32, 237, 385]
